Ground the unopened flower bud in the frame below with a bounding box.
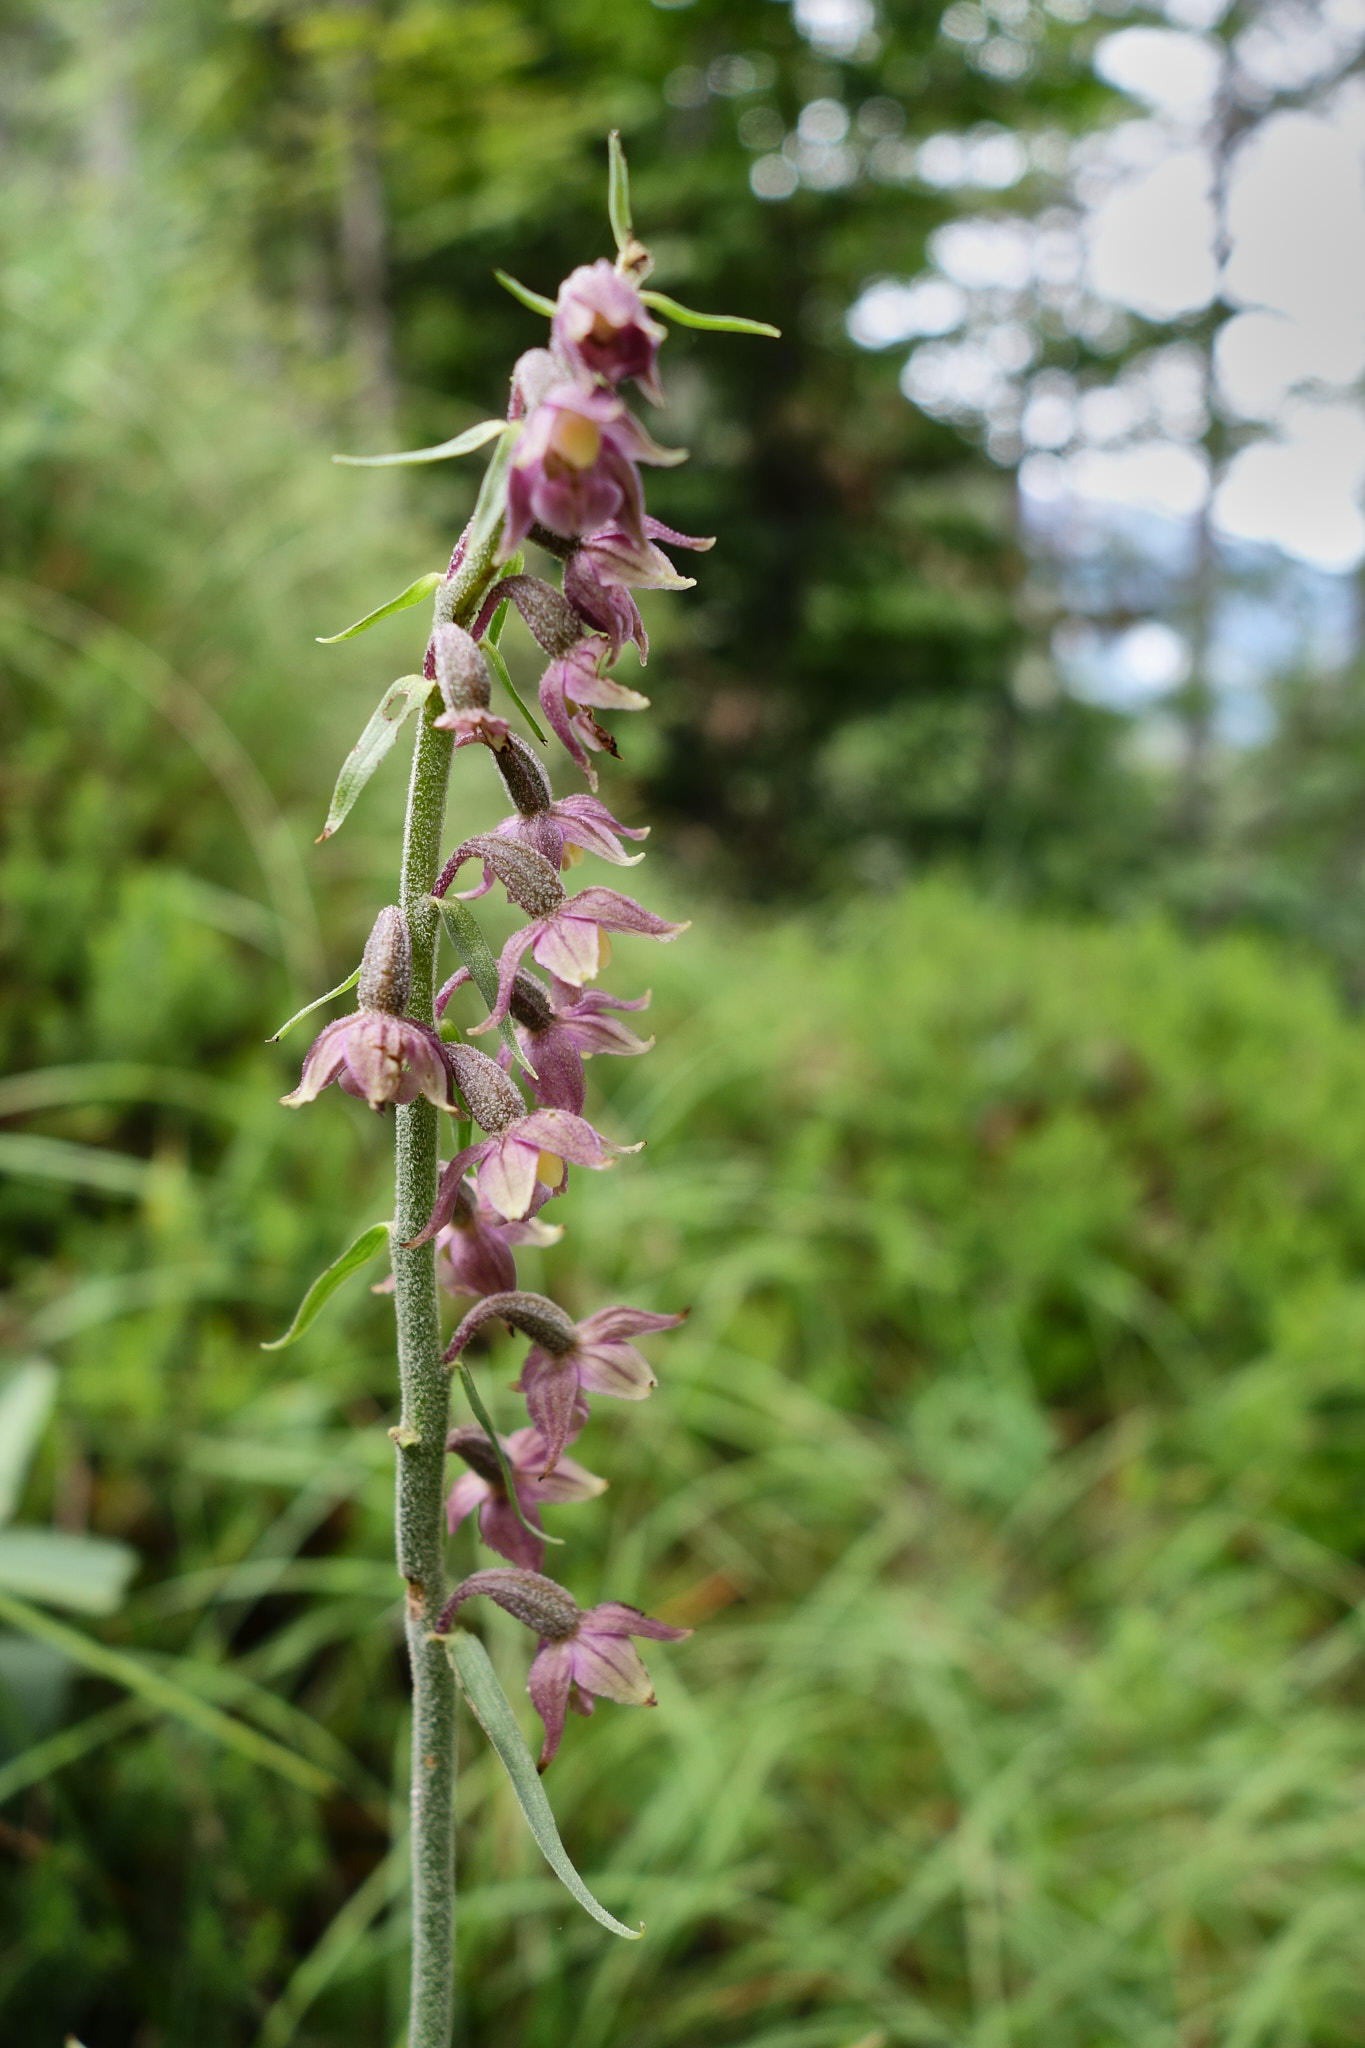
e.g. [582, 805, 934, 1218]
[437, 1566, 581, 1640]
[446, 1424, 507, 1489]
[433, 623, 490, 713]
[358, 907, 412, 1016]
[446, 1043, 527, 1137]
[493, 733, 554, 817]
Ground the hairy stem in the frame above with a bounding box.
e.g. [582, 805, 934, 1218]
[392, 520, 503, 2048]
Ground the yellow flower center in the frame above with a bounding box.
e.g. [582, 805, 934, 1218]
[549, 411, 602, 471]
[536, 1150, 566, 1189]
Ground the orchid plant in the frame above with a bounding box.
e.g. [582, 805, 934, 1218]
[265, 139, 775, 2046]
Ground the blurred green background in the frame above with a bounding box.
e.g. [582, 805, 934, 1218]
[6, 1, 1365, 2043]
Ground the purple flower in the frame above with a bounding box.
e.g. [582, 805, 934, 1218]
[437, 733, 649, 883]
[281, 907, 453, 1113]
[413, 1043, 641, 1226]
[435, 1172, 562, 1299]
[439, 967, 651, 1114]
[562, 517, 715, 661]
[435, 1566, 690, 1770]
[503, 383, 684, 559]
[444, 1291, 686, 1474]
[552, 260, 668, 403]
[445, 1425, 605, 1572]
[480, 887, 688, 1027]
[539, 642, 650, 786]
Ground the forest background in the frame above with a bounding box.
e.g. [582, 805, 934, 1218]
[7, 0, 1365, 2043]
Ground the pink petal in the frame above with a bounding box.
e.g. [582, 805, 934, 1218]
[533, 914, 608, 986]
[588, 1601, 691, 1642]
[568, 1630, 657, 1706]
[528, 1640, 574, 1769]
[577, 1306, 687, 1342]
[575, 1339, 657, 1400]
[515, 1352, 587, 1475]
[564, 889, 689, 941]
[477, 1134, 542, 1221]
[280, 1019, 351, 1106]
[445, 1471, 489, 1536]
[479, 1492, 546, 1572]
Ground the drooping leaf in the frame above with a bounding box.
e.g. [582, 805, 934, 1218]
[0, 1591, 335, 1795]
[442, 1628, 643, 1941]
[480, 636, 548, 742]
[494, 269, 556, 318]
[608, 130, 633, 254]
[0, 1528, 137, 1615]
[318, 677, 434, 841]
[0, 1360, 57, 1525]
[261, 1223, 390, 1351]
[315, 573, 443, 644]
[434, 898, 535, 1075]
[466, 421, 522, 567]
[0, 1133, 154, 1198]
[267, 966, 362, 1044]
[639, 291, 781, 338]
[332, 419, 508, 469]
[453, 1361, 562, 1550]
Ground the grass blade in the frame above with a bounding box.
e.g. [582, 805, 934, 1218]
[0, 1591, 335, 1796]
[332, 419, 507, 468]
[315, 573, 443, 644]
[261, 1223, 390, 1351]
[0, 1360, 57, 1525]
[0, 1134, 155, 1199]
[441, 1628, 643, 1940]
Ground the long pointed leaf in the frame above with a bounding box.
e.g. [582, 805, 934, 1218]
[639, 290, 780, 338]
[267, 966, 361, 1044]
[480, 637, 548, 742]
[608, 130, 633, 253]
[494, 269, 556, 318]
[434, 899, 534, 1075]
[454, 1362, 562, 1550]
[442, 1628, 643, 1940]
[332, 419, 508, 469]
[0, 1360, 57, 1525]
[466, 421, 521, 565]
[262, 1224, 390, 1351]
[0, 1591, 334, 1796]
[315, 573, 443, 644]
[0, 1133, 154, 1198]
[318, 677, 433, 841]
[0, 1528, 137, 1615]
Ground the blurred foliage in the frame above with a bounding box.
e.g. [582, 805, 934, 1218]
[7, 1, 1365, 2045]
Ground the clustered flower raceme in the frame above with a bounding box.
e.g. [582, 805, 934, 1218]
[285, 241, 703, 1766]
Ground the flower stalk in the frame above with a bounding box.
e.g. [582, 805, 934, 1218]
[277, 132, 775, 2047]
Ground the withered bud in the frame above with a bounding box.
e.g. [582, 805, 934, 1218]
[437, 1566, 580, 1641]
[446, 1042, 526, 1136]
[508, 971, 556, 1036]
[358, 907, 412, 1016]
[494, 575, 585, 659]
[433, 623, 490, 713]
[446, 1288, 580, 1360]
[437, 836, 565, 917]
[493, 733, 554, 817]
[446, 1424, 507, 1489]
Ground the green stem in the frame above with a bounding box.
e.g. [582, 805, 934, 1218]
[391, 516, 504, 2048]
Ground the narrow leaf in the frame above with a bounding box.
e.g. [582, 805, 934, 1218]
[0, 1591, 334, 1796]
[639, 290, 781, 338]
[481, 637, 548, 742]
[0, 1133, 153, 1198]
[0, 1360, 57, 1525]
[434, 899, 535, 1075]
[0, 1697, 151, 1806]
[267, 966, 361, 1044]
[454, 1362, 562, 1549]
[262, 1224, 390, 1351]
[442, 1628, 643, 1940]
[0, 1528, 137, 1615]
[316, 572, 443, 644]
[467, 421, 522, 566]
[494, 269, 557, 318]
[607, 130, 633, 253]
[332, 419, 508, 469]
[318, 677, 433, 841]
